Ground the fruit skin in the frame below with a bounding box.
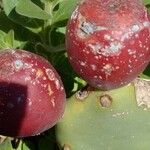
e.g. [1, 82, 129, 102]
[66, 0, 150, 90]
[0, 49, 66, 137]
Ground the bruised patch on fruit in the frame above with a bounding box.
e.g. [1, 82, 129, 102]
[77, 14, 107, 39]
[99, 94, 113, 108]
[36, 69, 44, 78]
[47, 84, 53, 96]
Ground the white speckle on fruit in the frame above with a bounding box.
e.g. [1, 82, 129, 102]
[80, 61, 86, 66]
[95, 56, 99, 59]
[121, 32, 130, 41]
[139, 43, 143, 48]
[94, 75, 98, 79]
[43, 84, 47, 88]
[146, 47, 149, 51]
[143, 21, 150, 27]
[51, 98, 55, 107]
[115, 66, 120, 70]
[108, 41, 122, 53]
[46, 69, 55, 81]
[69, 56, 73, 61]
[71, 7, 79, 19]
[128, 49, 136, 55]
[11, 49, 16, 54]
[32, 81, 36, 85]
[91, 64, 97, 71]
[99, 76, 103, 79]
[131, 25, 140, 32]
[88, 43, 102, 55]
[102, 41, 123, 56]
[13, 60, 24, 70]
[31, 69, 36, 73]
[135, 34, 139, 38]
[60, 86, 64, 91]
[43, 76, 47, 80]
[28, 101, 32, 106]
[128, 64, 132, 68]
[133, 55, 137, 59]
[55, 79, 60, 89]
[25, 76, 31, 82]
[24, 63, 32, 69]
[36, 69, 44, 78]
[48, 84, 53, 96]
[104, 34, 111, 40]
[102, 64, 114, 76]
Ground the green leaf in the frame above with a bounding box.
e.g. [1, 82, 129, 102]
[0, 30, 10, 49]
[15, 0, 51, 20]
[2, 0, 18, 15]
[4, 30, 14, 47]
[0, 11, 39, 49]
[0, 30, 6, 39]
[9, 11, 44, 33]
[143, 0, 150, 5]
[16, 140, 31, 150]
[0, 138, 13, 150]
[52, 0, 78, 24]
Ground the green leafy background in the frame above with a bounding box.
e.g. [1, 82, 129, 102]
[0, 0, 149, 149]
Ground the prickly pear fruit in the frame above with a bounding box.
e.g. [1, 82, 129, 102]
[66, 0, 150, 90]
[0, 49, 66, 137]
[56, 79, 150, 150]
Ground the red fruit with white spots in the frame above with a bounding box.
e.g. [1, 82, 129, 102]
[0, 49, 66, 137]
[66, 0, 150, 90]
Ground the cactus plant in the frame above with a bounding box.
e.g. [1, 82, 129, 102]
[56, 78, 150, 150]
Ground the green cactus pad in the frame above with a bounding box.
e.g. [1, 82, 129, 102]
[56, 79, 150, 150]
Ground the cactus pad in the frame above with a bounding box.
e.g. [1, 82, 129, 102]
[56, 79, 150, 150]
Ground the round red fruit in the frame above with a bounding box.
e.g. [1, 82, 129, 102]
[0, 49, 66, 137]
[66, 0, 150, 90]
